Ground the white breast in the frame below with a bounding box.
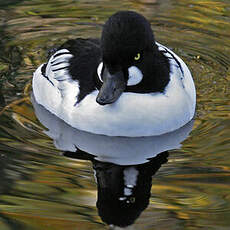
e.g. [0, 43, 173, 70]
[32, 43, 196, 137]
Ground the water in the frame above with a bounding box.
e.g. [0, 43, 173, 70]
[0, 0, 230, 229]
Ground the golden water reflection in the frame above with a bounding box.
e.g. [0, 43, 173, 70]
[0, 0, 230, 229]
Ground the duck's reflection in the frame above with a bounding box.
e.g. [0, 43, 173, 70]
[32, 95, 193, 228]
[65, 150, 168, 228]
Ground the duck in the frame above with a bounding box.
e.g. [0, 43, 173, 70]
[32, 11, 196, 137]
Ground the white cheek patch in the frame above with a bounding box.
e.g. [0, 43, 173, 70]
[127, 66, 143, 86]
[97, 62, 103, 82]
[97, 63, 143, 86]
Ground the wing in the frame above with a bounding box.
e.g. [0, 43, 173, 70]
[44, 49, 74, 84]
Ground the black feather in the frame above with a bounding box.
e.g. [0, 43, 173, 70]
[59, 38, 101, 103]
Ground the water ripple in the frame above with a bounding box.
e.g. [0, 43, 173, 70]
[0, 0, 230, 229]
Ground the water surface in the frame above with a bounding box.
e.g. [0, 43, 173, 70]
[0, 0, 230, 229]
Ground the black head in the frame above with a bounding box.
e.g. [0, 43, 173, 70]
[96, 11, 154, 105]
[101, 11, 155, 67]
[96, 11, 169, 105]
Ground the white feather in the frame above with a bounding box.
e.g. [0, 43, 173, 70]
[51, 54, 73, 64]
[127, 66, 143, 86]
[97, 62, 103, 82]
[51, 62, 70, 70]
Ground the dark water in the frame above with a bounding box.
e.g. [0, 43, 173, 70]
[0, 0, 230, 229]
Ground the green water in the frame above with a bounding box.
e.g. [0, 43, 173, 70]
[0, 0, 230, 229]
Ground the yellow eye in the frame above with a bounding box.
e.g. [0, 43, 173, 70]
[134, 53, 141, 61]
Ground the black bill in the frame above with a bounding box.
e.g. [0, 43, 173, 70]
[96, 66, 126, 105]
